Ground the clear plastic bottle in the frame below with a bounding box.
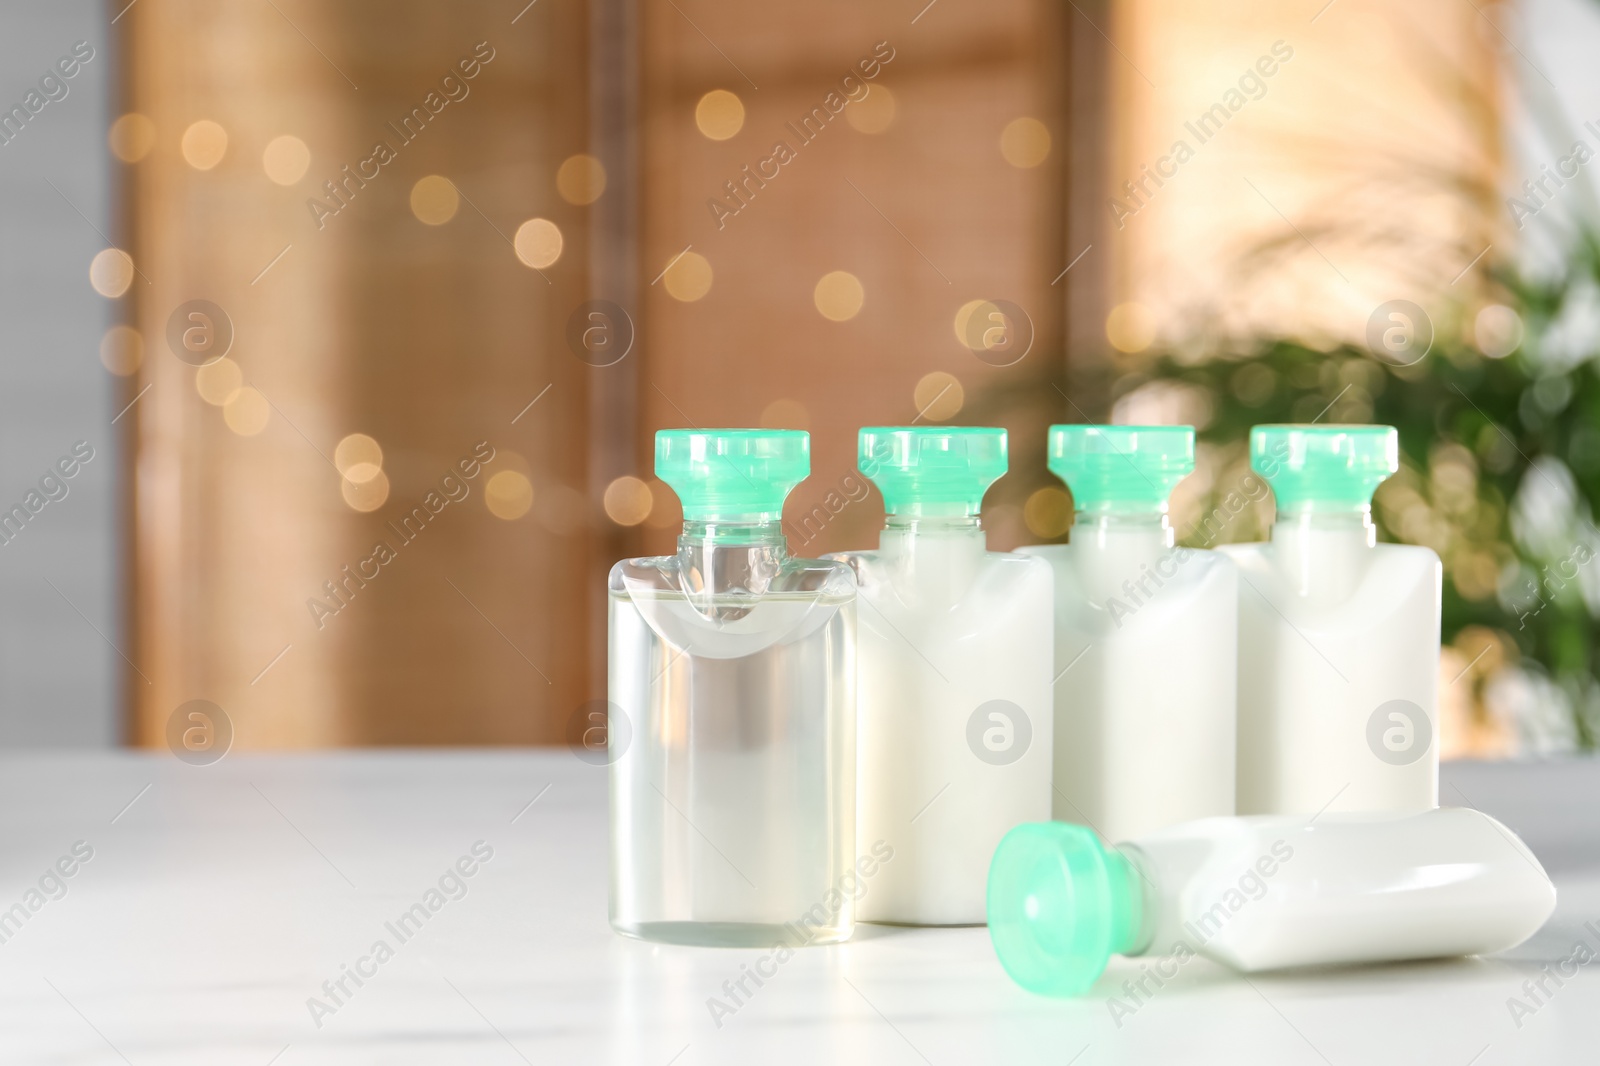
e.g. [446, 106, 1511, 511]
[608, 429, 857, 946]
[987, 808, 1556, 996]
[1220, 425, 1441, 816]
[1020, 425, 1237, 842]
[831, 427, 1052, 925]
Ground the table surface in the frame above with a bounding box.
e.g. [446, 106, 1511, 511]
[3, 750, 1597, 1065]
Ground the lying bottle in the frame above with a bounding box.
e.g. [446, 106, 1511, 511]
[831, 427, 1052, 925]
[1221, 425, 1441, 815]
[609, 429, 858, 946]
[987, 807, 1555, 996]
[1020, 425, 1236, 842]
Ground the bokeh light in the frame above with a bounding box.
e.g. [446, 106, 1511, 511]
[604, 476, 653, 526]
[342, 470, 391, 512]
[695, 90, 745, 140]
[846, 86, 896, 133]
[100, 325, 143, 375]
[913, 371, 964, 421]
[181, 120, 228, 170]
[760, 398, 809, 430]
[663, 251, 712, 302]
[195, 358, 243, 405]
[813, 271, 865, 321]
[952, 299, 987, 347]
[410, 175, 460, 225]
[1024, 486, 1072, 538]
[335, 434, 384, 483]
[1106, 302, 1155, 353]
[955, 299, 1011, 352]
[556, 154, 607, 205]
[486, 470, 534, 519]
[1000, 116, 1051, 168]
[262, 135, 311, 185]
[89, 249, 134, 298]
[514, 218, 564, 269]
[223, 387, 270, 435]
[1474, 304, 1523, 359]
[108, 113, 155, 163]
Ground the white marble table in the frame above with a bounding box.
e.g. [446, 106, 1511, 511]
[2, 750, 1596, 1064]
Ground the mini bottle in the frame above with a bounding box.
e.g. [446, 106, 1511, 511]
[1220, 425, 1441, 815]
[988, 808, 1556, 995]
[608, 430, 857, 946]
[831, 427, 1052, 925]
[1020, 425, 1237, 842]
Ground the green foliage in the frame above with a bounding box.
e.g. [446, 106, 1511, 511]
[1144, 245, 1600, 745]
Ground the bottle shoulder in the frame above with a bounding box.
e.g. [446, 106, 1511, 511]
[1219, 539, 1441, 571]
[609, 554, 854, 597]
[1379, 541, 1443, 566]
[831, 544, 1049, 586]
[1032, 541, 1235, 583]
[1225, 539, 1441, 621]
[609, 555, 670, 591]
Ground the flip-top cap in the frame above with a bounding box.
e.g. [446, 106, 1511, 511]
[1046, 425, 1194, 513]
[655, 429, 809, 521]
[859, 426, 1007, 516]
[1251, 424, 1398, 513]
[987, 821, 1144, 997]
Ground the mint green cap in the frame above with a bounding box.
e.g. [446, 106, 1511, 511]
[987, 822, 1144, 997]
[1251, 424, 1398, 513]
[655, 429, 809, 521]
[1046, 425, 1193, 513]
[859, 427, 1006, 516]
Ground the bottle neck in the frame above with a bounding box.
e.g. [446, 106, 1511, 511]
[1269, 507, 1375, 602]
[676, 519, 788, 597]
[1107, 843, 1153, 957]
[1271, 507, 1376, 543]
[883, 512, 983, 535]
[1071, 510, 1174, 549]
[678, 518, 790, 548]
[878, 512, 984, 603]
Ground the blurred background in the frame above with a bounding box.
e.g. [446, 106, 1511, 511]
[7, 0, 1600, 756]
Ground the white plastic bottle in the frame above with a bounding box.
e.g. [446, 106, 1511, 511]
[1221, 425, 1441, 816]
[1020, 425, 1236, 842]
[832, 427, 1053, 925]
[988, 808, 1557, 995]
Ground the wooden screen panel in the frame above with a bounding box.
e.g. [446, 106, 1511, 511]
[123, 0, 594, 746]
[630, 0, 1072, 560]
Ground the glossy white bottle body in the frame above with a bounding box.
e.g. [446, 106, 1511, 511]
[1221, 513, 1441, 816]
[1022, 515, 1237, 842]
[836, 519, 1053, 924]
[1128, 807, 1555, 971]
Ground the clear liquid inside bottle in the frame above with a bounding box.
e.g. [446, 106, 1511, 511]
[608, 521, 857, 946]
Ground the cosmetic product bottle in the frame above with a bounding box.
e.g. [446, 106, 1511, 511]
[988, 807, 1555, 995]
[609, 429, 857, 946]
[831, 427, 1052, 924]
[1019, 425, 1236, 841]
[1221, 425, 1441, 816]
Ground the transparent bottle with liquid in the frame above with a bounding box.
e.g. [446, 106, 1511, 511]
[987, 807, 1555, 995]
[831, 427, 1052, 925]
[608, 429, 857, 946]
[1219, 425, 1441, 816]
[1019, 426, 1237, 842]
